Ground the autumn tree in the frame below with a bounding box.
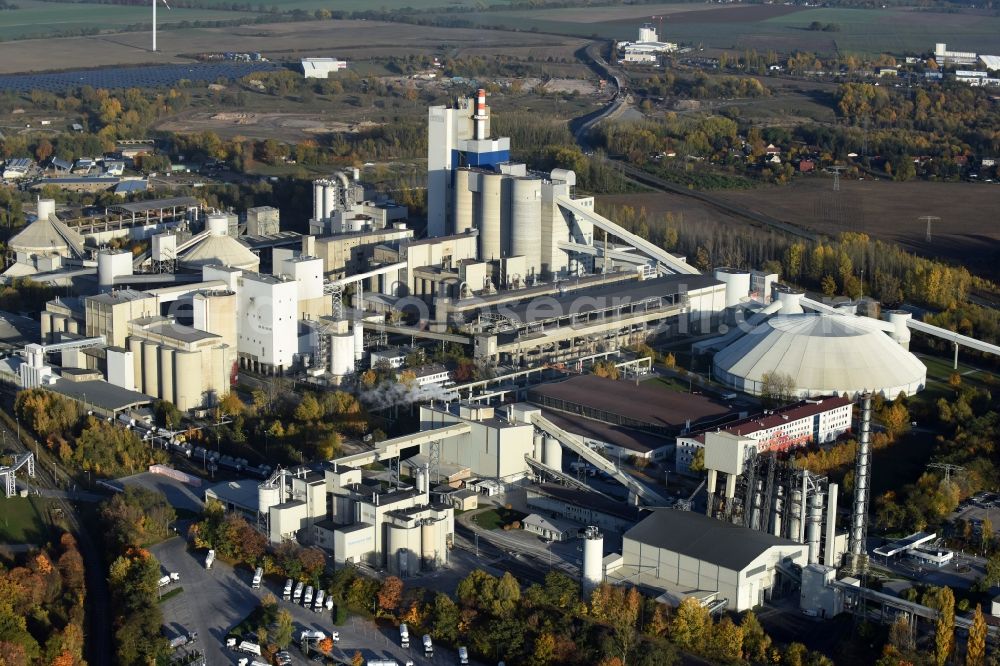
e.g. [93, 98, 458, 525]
[740, 611, 771, 664]
[966, 604, 986, 666]
[669, 597, 711, 652]
[760, 371, 796, 408]
[930, 586, 955, 666]
[708, 615, 744, 663]
[377, 576, 404, 614]
[274, 609, 294, 648]
[591, 360, 621, 381]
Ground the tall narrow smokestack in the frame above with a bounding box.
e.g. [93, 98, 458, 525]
[848, 394, 872, 573]
[474, 89, 487, 140]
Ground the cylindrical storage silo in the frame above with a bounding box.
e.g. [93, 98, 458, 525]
[330, 332, 355, 377]
[159, 346, 175, 406]
[478, 172, 503, 261]
[582, 526, 604, 590]
[543, 436, 562, 470]
[788, 488, 803, 543]
[415, 468, 427, 493]
[713, 268, 752, 308]
[453, 169, 474, 235]
[510, 178, 542, 276]
[886, 310, 912, 350]
[36, 199, 55, 220]
[142, 342, 159, 397]
[533, 432, 544, 462]
[421, 521, 436, 570]
[771, 486, 784, 537]
[129, 338, 143, 392]
[174, 351, 200, 411]
[775, 286, 805, 314]
[206, 213, 229, 236]
[323, 181, 336, 219]
[258, 482, 280, 514]
[807, 492, 824, 564]
[353, 322, 364, 362]
[313, 181, 324, 220]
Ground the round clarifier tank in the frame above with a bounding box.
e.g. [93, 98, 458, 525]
[510, 177, 542, 276]
[582, 526, 604, 590]
[543, 436, 562, 470]
[478, 172, 503, 262]
[453, 168, 474, 235]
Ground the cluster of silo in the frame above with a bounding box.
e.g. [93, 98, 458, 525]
[455, 168, 543, 277]
[529, 431, 563, 469]
[312, 172, 363, 221]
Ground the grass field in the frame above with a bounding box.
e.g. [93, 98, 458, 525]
[190, 0, 514, 8]
[0, 0, 256, 41]
[472, 507, 527, 531]
[0, 495, 53, 544]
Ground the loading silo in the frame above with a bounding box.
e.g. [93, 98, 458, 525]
[36, 199, 55, 220]
[258, 480, 281, 515]
[510, 178, 542, 276]
[142, 342, 159, 397]
[421, 520, 436, 570]
[205, 212, 229, 236]
[478, 172, 503, 261]
[582, 526, 604, 591]
[453, 169, 474, 235]
[173, 351, 200, 411]
[330, 331, 355, 378]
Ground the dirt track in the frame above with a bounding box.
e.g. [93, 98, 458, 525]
[0, 19, 587, 74]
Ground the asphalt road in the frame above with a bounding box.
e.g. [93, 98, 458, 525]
[153, 537, 477, 666]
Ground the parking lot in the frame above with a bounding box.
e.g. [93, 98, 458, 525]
[153, 537, 478, 666]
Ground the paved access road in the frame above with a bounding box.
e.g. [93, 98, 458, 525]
[153, 537, 479, 666]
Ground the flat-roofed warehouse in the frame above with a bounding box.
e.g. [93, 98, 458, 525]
[528, 374, 740, 436]
[608, 509, 807, 612]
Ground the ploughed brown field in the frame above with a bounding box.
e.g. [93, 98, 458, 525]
[599, 178, 1000, 279]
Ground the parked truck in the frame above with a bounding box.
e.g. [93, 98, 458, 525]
[167, 632, 197, 649]
[458, 646, 469, 664]
[303, 585, 313, 607]
[293, 581, 303, 603]
[422, 634, 433, 657]
[282, 578, 292, 601]
[205, 549, 215, 570]
[313, 589, 325, 612]
[237, 640, 261, 656]
[399, 623, 409, 648]
[157, 572, 180, 588]
[251, 566, 263, 589]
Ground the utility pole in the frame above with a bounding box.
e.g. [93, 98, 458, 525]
[830, 166, 846, 192]
[918, 215, 940, 243]
[927, 462, 964, 485]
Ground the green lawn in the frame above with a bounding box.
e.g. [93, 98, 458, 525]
[641, 375, 687, 393]
[0, 495, 53, 545]
[0, 0, 258, 41]
[472, 507, 526, 531]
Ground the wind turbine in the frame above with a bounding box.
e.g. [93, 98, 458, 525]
[152, 0, 171, 52]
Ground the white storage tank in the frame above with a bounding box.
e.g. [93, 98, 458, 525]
[885, 310, 912, 349]
[206, 213, 229, 236]
[415, 467, 427, 493]
[713, 267, 751, 308]
[421, 521, 436, 570]
[774, 285, 805, 314]
[97, 250, 134, 290]
[259, 482, 281, 514]
[36, 199, 55, 220]
[453, 168, 474, 235]
[510, 177, 542, 277]
[330, 332, 355, 378]
[533, 432, 544, 462]
[543, 436, 562, 470]
[323, 181, 336, 219]
[581, 526, 604, 590]
[313, 180, 324, 220]
[478, 172, 503, 262]
[353, 322, 364, 362]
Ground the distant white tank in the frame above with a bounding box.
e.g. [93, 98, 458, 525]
[543, 436, 562, 470]
[415, 468, 427, 493]
[775, 286, 805, 314]
[313, 181, 324, 220]
[582, 526, 604, 590]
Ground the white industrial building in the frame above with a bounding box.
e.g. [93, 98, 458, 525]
[302, 58, 347, 78]
[712, 313, 927, 399]
[934, 42, 978, 66]
[607, 509, 808, 612]
[619, 23, 678, 64]
[675, 395, 853, 474]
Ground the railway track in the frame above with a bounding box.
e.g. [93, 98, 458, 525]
[0, 404, 112, 666]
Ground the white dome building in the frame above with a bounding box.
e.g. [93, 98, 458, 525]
[178, 213, 260, 272]
[713, 313, 926, 399]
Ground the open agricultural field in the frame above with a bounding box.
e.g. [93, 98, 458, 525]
[438, 3, 1000, 56]
[0, 0, 255, 41]
[190, 0, 514, 8]
[0, 19, 587, 74]
[599, 177, 1000, 279]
